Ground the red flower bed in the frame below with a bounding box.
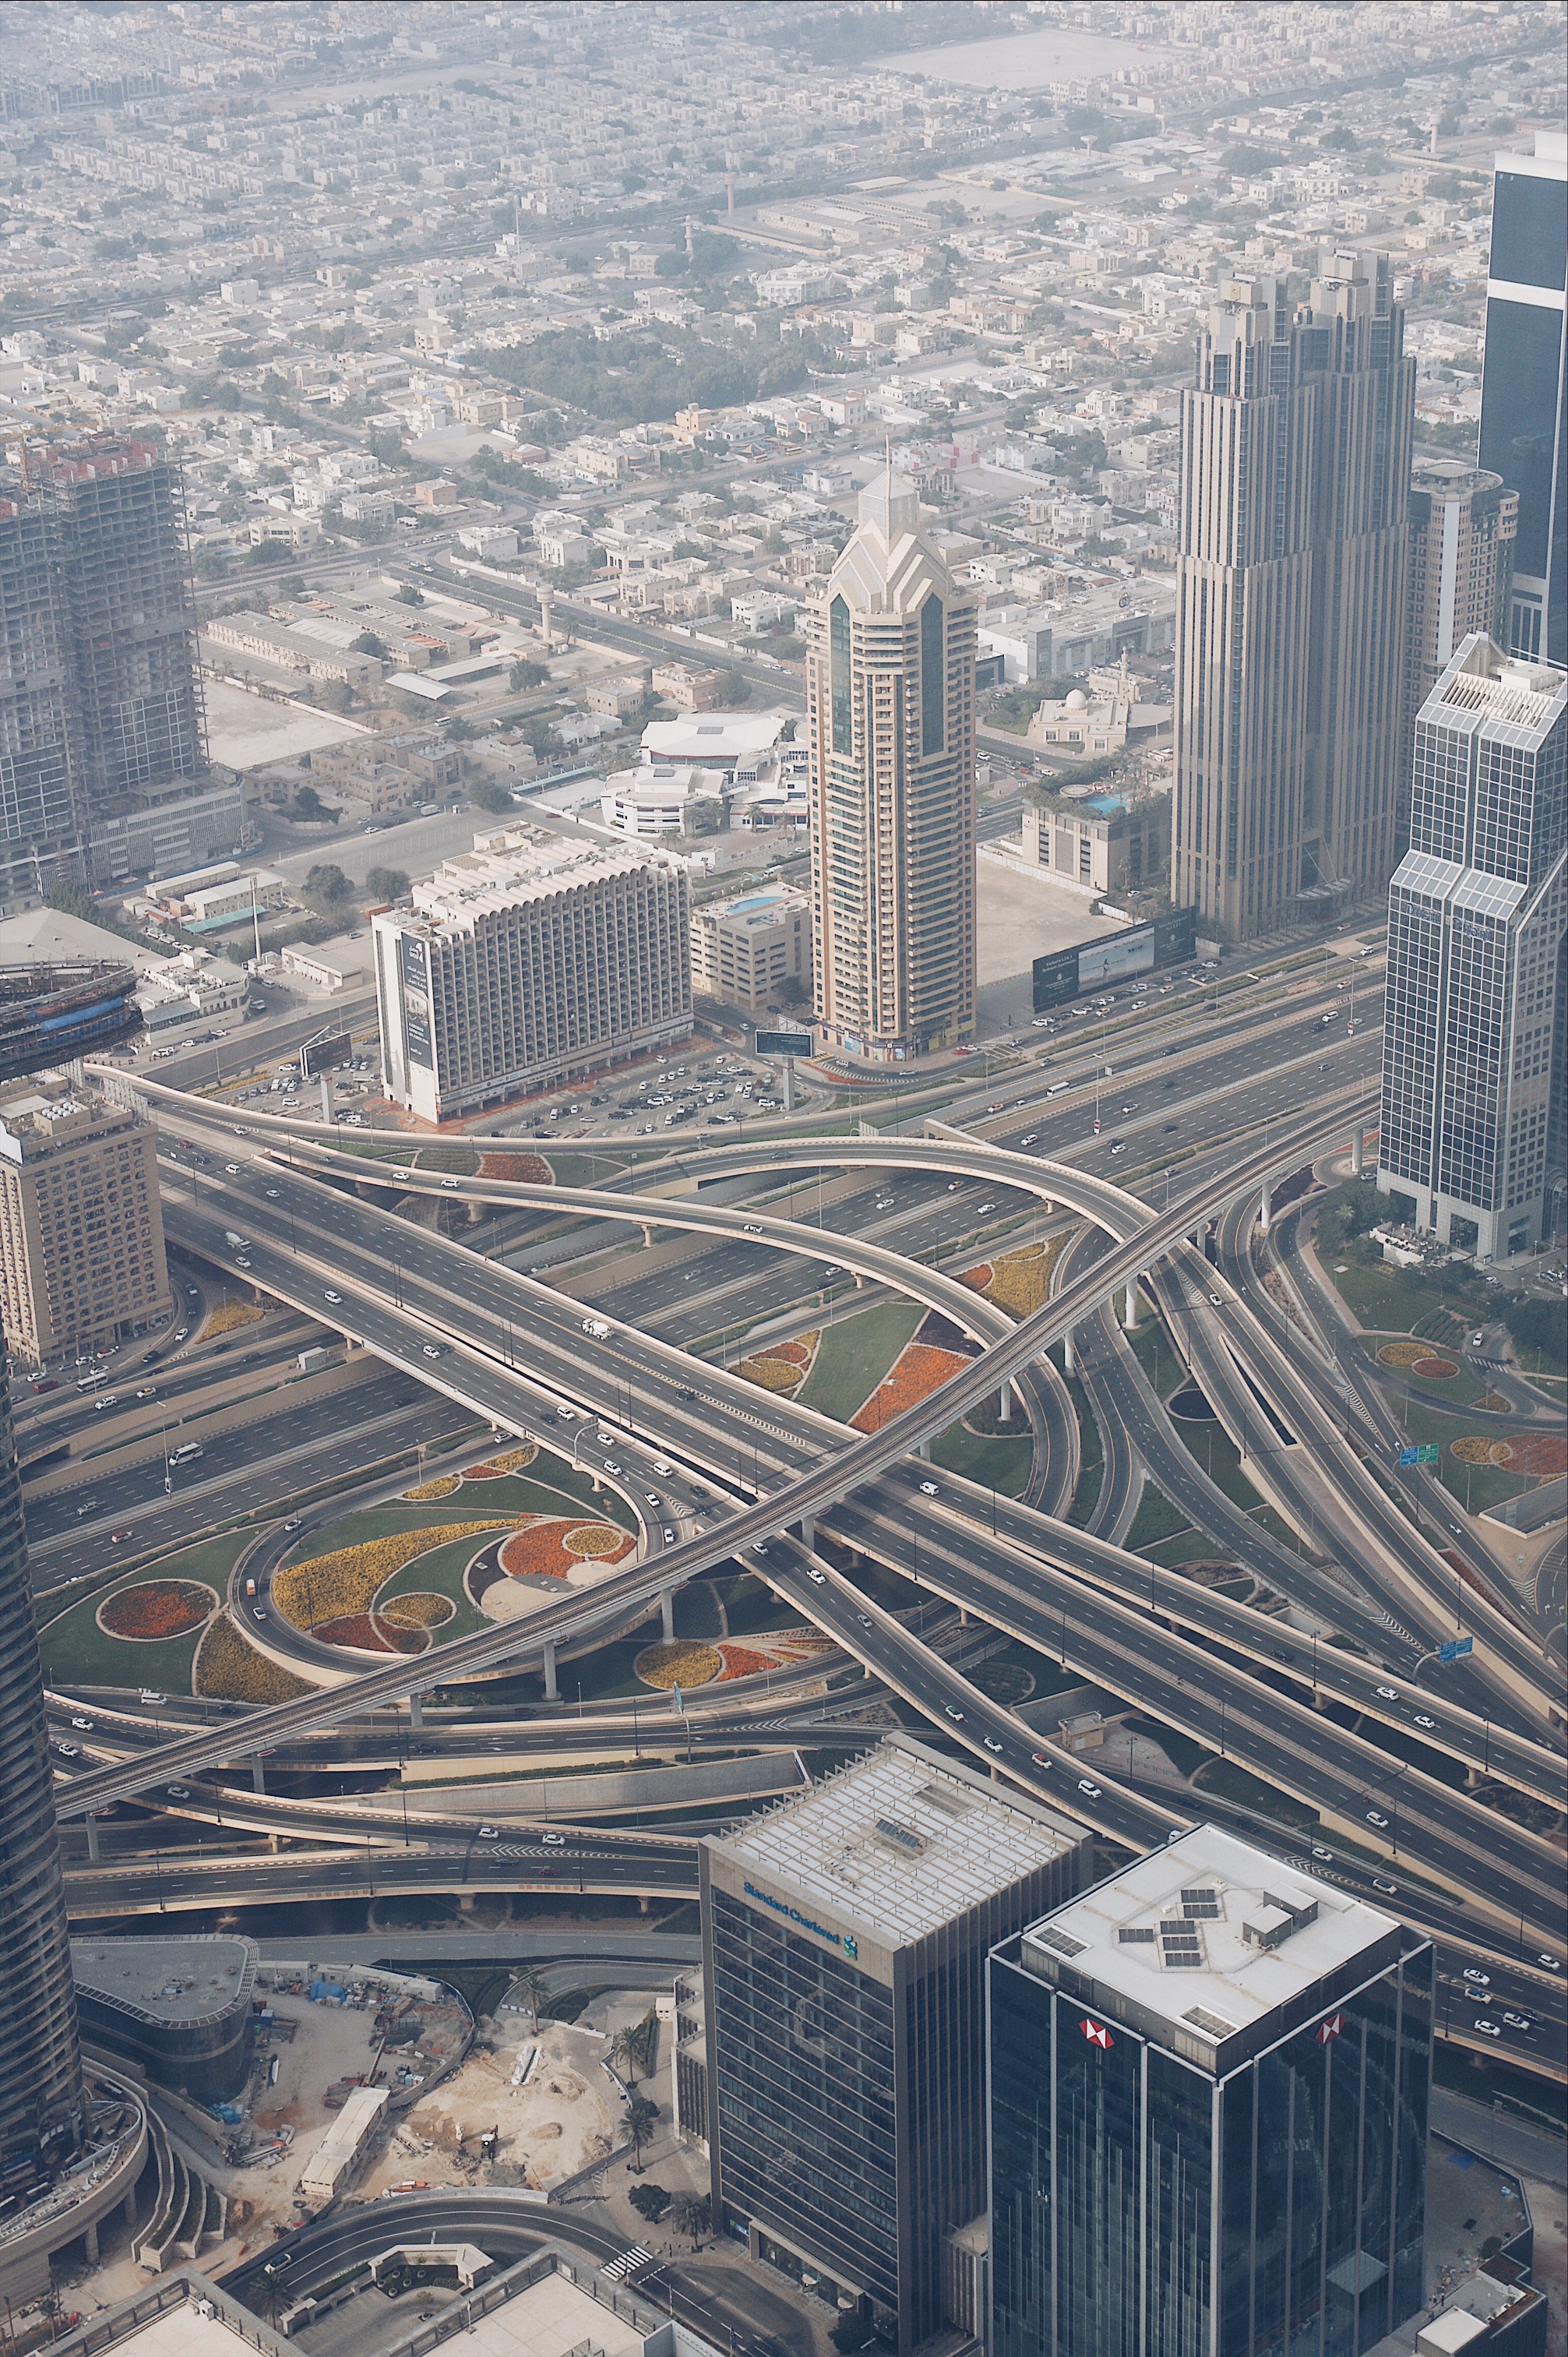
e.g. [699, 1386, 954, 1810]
[1499, 1433, 1568, 1478]
[477, 1150, 553, 1185]
[100, 1580, 216, 1640]
[716, 1645, 773, 1681]
[313, 1613, 426, 1654]
[852, 1344, 970, 1433]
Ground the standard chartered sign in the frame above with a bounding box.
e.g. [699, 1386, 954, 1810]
[743, 1878, 858, 1958]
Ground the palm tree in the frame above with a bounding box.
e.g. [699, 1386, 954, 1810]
[625, 2094, 658, 2173]
[668, 2192, 710, 2248]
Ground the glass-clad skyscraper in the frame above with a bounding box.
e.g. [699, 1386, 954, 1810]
[701, 1736, 1089, 2355]
[1378, 636, 1565, 1261]
[1478, 129, 1567, 667]
[989, 1826, 1431, 2357]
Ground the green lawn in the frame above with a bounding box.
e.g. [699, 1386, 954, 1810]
[797, 1299, 925, 1422]
[1128, 1313, 1186, 1403]
[1059, 1371, 1104, 1528]
[1126, 1482, 1190, 1552]
[37, 1533, 253, 1694]
[928, 1419, 1034, 1497]
[1193, 1756, 1316, 1829]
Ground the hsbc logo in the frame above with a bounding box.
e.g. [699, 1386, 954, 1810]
[1316, 2015, 1343, 2045]
[1080, 2018, 1115, 2050]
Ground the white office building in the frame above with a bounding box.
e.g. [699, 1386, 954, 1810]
[1378, 637, 1566, 1261]
[373, 827, 692, 1123]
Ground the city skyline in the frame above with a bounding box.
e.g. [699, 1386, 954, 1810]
[0, 6, 1560, 2352]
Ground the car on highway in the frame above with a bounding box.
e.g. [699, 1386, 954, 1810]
[136, 1386, 156, 1399]
[1412, 1714, 1436, 1731]
[983, 1737, 1003, 1755]
[822, 1263, 840, 1277]
[1375, 1685, 1399, 1699]
[555, 1406, 577, 1420]
[266, 1187, 280, 1199]
[174, 1328, 189, 1343]
[441, 1177, 460, 1191]
[805, 1567, 824, 1583]
[166, 1785, 189, 1800]
[1537, 1954, 1561, 1971]
[1311, 1846, 1334, 1862]
[643, 1491, 661, 1505]
[918, 1480, 939, 1497]
[253, 1605, 268, 1621]
[1031, 1752, 1055, 1770]
[1365, 1809, 1389, 1827]
[1208, 1292, 1223, 1307]
[1372, 1879, 1398, 1896]
[1108, 1140, 1124, 1154]
[224, 1163, 239, 1175]
[55, 1741, 79, 1759]
[541, 1830, 565, 1846]
[652, 1459, 673, 1477]
[93, 1394, 120, 1411]
[944, 1706, 964, 1722]
[284, 1518, 301, 1531]
[111, 1529, 132, 1543]
[857, 1614, 873, 1630]
[662, 1527, 675, 1544]
[1076, 1778, 1102, 1798]
[1462, 1969, 1490, 1985]
[75, 1501, 100, 1518]
[323, 1290, 342, 1304]
[752, 1542, 769, 1556]
[70, 1717, 93, 1731]
[1473, 2020, 1502, 2038]
[477, 1825, 499, 1840]
[422, 1344, 449, 1360]
[602, 1460, 622, 1475]
[1471, 1330, 1485, 1346]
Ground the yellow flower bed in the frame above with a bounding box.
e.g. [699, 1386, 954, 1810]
[273, 1523, 509, 1632]
[1376, 1341, 1431, 1368]
[984, 1236, 1067, 1320]
[737, 1354, 804, 1393]
[203, 1299, 267, 1338]
[403, 1476, 462, 1501]
[636, 1641, 722, 1690]
[1451, 1435, 1512, 1466]
[564, 1523, 629, 1558]
[379, 1592, 456, 1629]
[195, 1614, 312, 1702]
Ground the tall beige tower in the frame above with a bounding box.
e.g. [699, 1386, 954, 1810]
[1401, 459, 1515, 843]
[1174, 255, 1415, 940]
[806, 472, 978, 1060]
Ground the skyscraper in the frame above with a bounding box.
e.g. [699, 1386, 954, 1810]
[701, 1736, 1087, 2354]
[1401, 460, 1516, 843]
[1478, 129, 1567, 668]
[1378, 634, 1565, 1261]
[0, 435, 221, 905]
[805, 471, 978, 1060]
[988, 1826, 1431, 2357]
[0, 1373, 86, 2179]
[1172, 254, 1415, 940]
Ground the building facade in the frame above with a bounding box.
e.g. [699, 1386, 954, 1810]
[989, 1826, 1431, 2357]
[1172, 255, 1415, 940]
[0, 1084, 171, 1365]
[1478, 130, 1567, 669]
[0, 1376, 86, 2182]
[1402, 462, 1516, 843]
[0, 436, 212, 906]
[1020, 792, 1172, 900]
[1378, 636, 1565, 1261]
[806, 472, 978, 1060]
[701, 1736, 1089, 2354]
[372, 826, 692, 1123]
[72, 1935, 258, 2105]
[689, 883, 811, 1013]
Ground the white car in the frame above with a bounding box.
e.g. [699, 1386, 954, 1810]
[662, 1528, 675, 1544]
[541, 1830, 565, 1847]
[1077, 1778, 1102, 1798]
[1365, 1810, 1389, 1828]
[583, 1318, 611, 1339]
[918, 1480, 939, 1497]
[1462, 1969, 1490, 1985]
[1473, 2020, 1502, 2039]
[323, 1290, 342, 1304]
[477, 1825, 499, 1840]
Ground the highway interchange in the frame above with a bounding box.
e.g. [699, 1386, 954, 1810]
[37, 949, 1566, 2088]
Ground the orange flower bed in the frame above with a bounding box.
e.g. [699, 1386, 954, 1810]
[852, 1343, 970, 1433]
[100, 1579, 216, 1640]
[1499, 1432, 1567, 1478]
[960, 1265, 992, 1292]
[1411, 1355, 1457, 1378]
[495, 1517, 632, 1580]
[716, 1645, 773, 1681]
[770, 1338, 814, 1366]
[477, 1151, 553, 1185]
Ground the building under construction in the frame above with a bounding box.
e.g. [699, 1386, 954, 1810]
[0, 434, 241, 905]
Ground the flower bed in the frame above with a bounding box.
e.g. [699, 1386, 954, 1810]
[961, 1237, 1066, 1319]
[462, 1444, 540, 1478]
[563, 1522, 628, 1558]
[738, 1332, 817, 1395]
[1494, 1432, 1566, 1478]
[1452, 1435, 1513, 1466]
[636, 1641, 722, 1689]
[312, 1612, 424, 1655]
[1411, 1355, 1458, 1378]
[851, 1343, 969, 1433]
[403, 1476, 462, 1501]
[477, 1151, 553, 1185]
[98, 1579, 217, 1642]
[273, 1523, 509, 1631]
[1377, 1341, 1430, 1369]
[379, 1592, 456, 1630]
[493, 1516, 632, 1583]
[194, 1614, 312, 1702]
[203, 1300, 266, 1339]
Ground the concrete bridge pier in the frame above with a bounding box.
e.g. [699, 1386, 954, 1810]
[85, 1813, 99, 1863]
[1122, 1283, 1139, 1331]
[661, 1586, 678, 1642]
[997, 1383, 1013, 1422]
[799, 1514, 815, 1547]
[252, 1757, 266, 1794]
[1259, 1184, 1272, 1233]
[407, 1694, 423, 1731]
[542, 1639, 558, 1702]
[1062, 1327, 1076, 1376]
[1351, 1128, 1365, 1176]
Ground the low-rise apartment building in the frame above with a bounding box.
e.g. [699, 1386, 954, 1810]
[690, 882, 812, 1013]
